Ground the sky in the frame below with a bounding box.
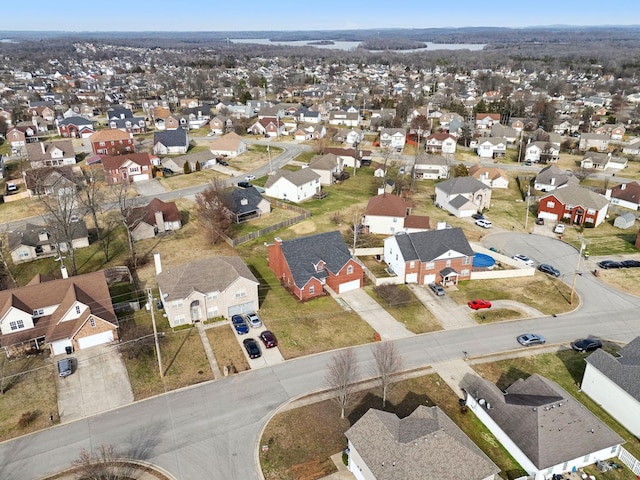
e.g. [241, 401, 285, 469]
[5, 1, 640, 32]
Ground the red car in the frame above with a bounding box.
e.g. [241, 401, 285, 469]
[468, 299, 492, 310]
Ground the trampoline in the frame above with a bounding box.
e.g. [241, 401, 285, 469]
[473, 253, 496, 269]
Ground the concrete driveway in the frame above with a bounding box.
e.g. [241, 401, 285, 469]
[133, 179, 167, 196]
[232, 322, 286, 369]
[408, 284, 476, 329]
[56, 344, 134, 423]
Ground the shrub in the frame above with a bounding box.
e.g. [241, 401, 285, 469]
[18, 411, 38, 428]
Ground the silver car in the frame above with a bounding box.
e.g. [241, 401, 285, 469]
[245, 312, 262, 328]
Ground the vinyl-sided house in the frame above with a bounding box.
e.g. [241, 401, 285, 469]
[209, 132, 247, 157]
[309, 153, 344, 185]
[607, 181, 640, 211]
[476, 137, 507, 159]
[414, 154, 449, 180]
[0, 271, 119, 357]
[579, 133, 610, 152]
[267, 231, 363, 300]
[127, 198, 182, 241]
[425, 133, 457, 154]
[229, 186, 271, 223]
[8, 221, 89, 263]
[465, 374, 624, 480]
[580, 152, 627, 171]
[25, 140, 76, 168]
[153, 128, 189, 155]
[379, 128, 406, 151]
[345, 406, 500, 480]
[537, 185, 609, 227]
[534, 165, 579, 192]
[525, 141, 560, 164]
[361, 194, 429, 235]
[435, 177, 492, 217]
[581, 336, 640, 437]
[156, 255, 260, 327]
[384, 228, 474, 286]
[264, 168, 321, 203]
[23, 166, 79, 197]
[101, 153, 153, 184]
[468, 164, 509, 189]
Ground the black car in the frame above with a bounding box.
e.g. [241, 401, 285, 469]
[597, 260, 623, 269]
[243, 338, 261, 359]
[259, 330, 278, 348]
[237, 181, 252, 188]
[535, 218, 545, 225]
[218, 160, 229, 166]
[621, 259, 640, 268]
[471, 213, 484, 220]
[538, 263, 561, 277]
[571, 338, 603, 352]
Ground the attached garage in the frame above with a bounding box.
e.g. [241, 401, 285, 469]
[132, 174, 150, 182]
[51, 339, 73, 356]
[228, 302, 256, 317]
[77, 331, 114, 350]
[338, 279, 361, 293]
[422, 274, 436, 285]
[405, 273, 418, 284]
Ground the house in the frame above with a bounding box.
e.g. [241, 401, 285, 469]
[23, 166, 78, 197]
[153, 128, 189, 155]
[475, 113, 500, 129]
[607, 181, 640, 211]
[247, 116, 284, 137]
[25, 140, 76, 168]
[161, 150, 217, 173]
[57, 116, 94, 138]
[27, 105, 55, 122]
[613, 212, 636, 229]
[209, 132, 248, 157]
[229, 186, 271, 223]
[6, 126, 37, 150]
[127, 198, 182, 241]
[534, 165, 579, 192]
[491, 124, 518, 144]
[610, 125, 626, 141]
[264, 168, 321, 203]
[465, 374, 624, 480]
[414, 154, 449, 180]
[425, 133, 457, 154]
[89, 129, 135, 156]
[345, 406, 499, 480]
[468, 164, 509, 189]
[309, 153, 344, 185]
[267, 231, 363, 300]
[209, 115, 233, 134]
[476, 137, 507, 158]
[0, 271, 119, 357]
[101, 153, 153, 184]
[8, 221, 89, 263]
[622, 137, 640, 156]
[581, 336, 640, 437]
[379, 128, 406, 151]
[321, 147, 368, 168]
[435, 177, 492, 217]
[156, 256, 260, 327]
[334, 128, 364, 146]
[328, 110, 359, 127]
[293, 128, 310, 141]
[537, 185, 609, 227]
[108, 116, 147, 135]
[525, 141, 560, 163]
[580, 152, 627, 171]
[579, 133, 610, 152]
[361, 194, 429, 235]
[384, 228, 474, 286]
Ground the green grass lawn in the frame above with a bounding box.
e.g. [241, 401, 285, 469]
[364, 285, 441, 334]
[560, 219, 638, 256]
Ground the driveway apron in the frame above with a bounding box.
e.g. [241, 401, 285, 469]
[408, 285, 477, 329]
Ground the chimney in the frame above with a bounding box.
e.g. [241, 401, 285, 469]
[61, 265, 68, 279]
[621, 183, 626, 190]
[274, 237, 282, 245]
[154, 210, 165, 233]
[41, 142, 46, 154]
[154, 252, 162, 275]
[550, 177, 556, 186]
[605, 188, 612, 199]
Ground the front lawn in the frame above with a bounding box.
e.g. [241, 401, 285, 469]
[364, 285, 441, 334]
[472, 308, 524, 323]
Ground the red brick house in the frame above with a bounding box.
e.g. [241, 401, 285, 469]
[57, 116, 95, 138]
[267, 231, 363, 300]
[89, 129, 135, 155]
[101, 153, 154, 184]
[537, 185, 609, 227]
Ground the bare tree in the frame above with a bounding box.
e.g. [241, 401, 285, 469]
[109, 183, 146, 269]
[194, 178, 234, 244]
[77, 166, 105, 243]
[72, 444, 134, 480]
[325, 348, 360, 419]
[370, 342, 404, 408]
[573, 166, 595, 182]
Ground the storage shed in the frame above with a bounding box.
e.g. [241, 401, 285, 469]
[614, 212, 636, 229]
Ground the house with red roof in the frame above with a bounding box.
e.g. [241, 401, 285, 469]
[361, 194, 430, 234]
[127, 198, 182, 241]
[100, 153, 154, 185]
[89, 129, 135, 155]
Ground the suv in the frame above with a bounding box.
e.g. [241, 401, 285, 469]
[475, 219, 492, 228]
[429, 283, 445, 296]
[57, 358, 73, 377]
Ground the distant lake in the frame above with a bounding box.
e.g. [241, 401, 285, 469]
[230, 38, 486, 52]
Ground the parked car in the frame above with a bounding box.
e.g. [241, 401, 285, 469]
[57, 358, 73, 377]
[243, 338, 261, 359]
[245, 174, 256, 181]
[237, 181, 252, 188]
[571, 338, 603, 352]
[218, 160, 229, 166]
[512, 254, 534, 267]
[538, 263, 561, 277]
[554, 224, 566, 234]
[471, 213, 485, 220]
[535, 218, 544, 225]
[429, 283, 445, 296]
[259, 330, 278, 348]
[468, 299, 492, 310]
[517, 333, 546, 346]
[246, 312, 262, 328]
[231, 314, 249, 335]
[207, 131, 215, 137]
[621, 259, 640, 268]
[597, 260, 623, 269]
[475, 219, 492, 229]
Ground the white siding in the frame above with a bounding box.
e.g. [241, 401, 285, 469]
[383, 236, 406, 280]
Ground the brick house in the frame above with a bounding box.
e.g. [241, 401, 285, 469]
[384, 228, 474, 286]
[267, 231, 363, 300]
[57, 116, 95, 138]
[89, 129, 135, 155]
[537, 185, 609, 227]
[101, 153, 153, 184]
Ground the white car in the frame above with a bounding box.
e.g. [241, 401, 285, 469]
[512, 254, 534, 267]
[475, 219, 492, 229]
[245, 174, 256, 181]
[554, 224, 566, 234]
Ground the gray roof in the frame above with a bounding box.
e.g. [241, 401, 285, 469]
[436, 176, 490, 195]
[345, 406, 500, 480]
[416, 154, 448, 167]
[544, 185, 609, 210]
[8, 221, 88, 251]
[231, 187, 266, 215]
[309, 153, 338, 170]
[278, 231, 353, 289]
[392, 228, 474, 262]
[585, 336, 640, 401]
[465, 374, 624, 470]
[154, 128, 188, 147]
[535, 165, 579, 188]
[264, 167, 320, 188]
[157, 256, 259, 302]
[449, 194, 472, 209]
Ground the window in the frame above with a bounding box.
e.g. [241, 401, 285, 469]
[207, 306, 219, 317]
[461, 269, 470, 276]
[425, 262, 434, 270]
[309, 285, 315, 295]
[75, 305, 81, 315]
[463, 257, 470, 265]
[392, 217, 397, 223]
[9, 320, 24, 331]
[546, 201, 555, 208]
[33, 308, 44, 317]
[172, 299, 183, 309]
[583, 455, 590, 463]
[19, 250, 30, 258]
[90, 318, 96, 327]
[207, 292, 218, 301]
[610, 446, 618, 454]
[347, 265, 354, 275]
[235, 289, 246, 298]
[174, 314, 187, 325]
[409, 261, 415, 268]
[446, 259, 451, 267]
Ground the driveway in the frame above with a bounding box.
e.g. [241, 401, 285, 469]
[56, 344, 134, 423]
[133, 179, 167, 196]
[408, 284, 476, 329]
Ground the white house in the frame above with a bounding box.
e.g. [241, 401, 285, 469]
[606, 181, 640, 211]
[476, 137, 507, 158]
[525, 141, 560, 163]
[581, 336, 640, 437]
[379, 128, 406, 150]
[328, 111, 359, 127]
[425, 133, 457, 154]
[414, 154, 449, 180]
[468, 164, 509, 189]
[309, 153, 343, 185]
[361, 194, 429, 235]
[264, 168, 321, 203]
[435, 176, 492, 217]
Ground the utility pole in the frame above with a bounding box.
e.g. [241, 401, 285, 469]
[524, 184, 531, 230]
[267, 145, 272, 174]
[147, 288, 164, 378]
[570, 240, 585, 305]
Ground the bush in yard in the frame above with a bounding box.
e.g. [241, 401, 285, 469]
[373, 284, 411, 306]
[18, 411, 38, 428]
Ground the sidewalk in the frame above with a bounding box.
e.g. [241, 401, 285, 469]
[196, 322, 222, 379]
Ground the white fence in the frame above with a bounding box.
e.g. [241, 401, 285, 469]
[619, 446, 640, 475]
[470, 268, 535, 280]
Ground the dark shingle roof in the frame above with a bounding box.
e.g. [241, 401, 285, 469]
[392, 228, 474, 262]
[585, 336, 640, 401]
[154, 128, 188, 147]
[436, 176, 490, 195]
[264, 167, 320, 188]
[231, 187, 266, 215]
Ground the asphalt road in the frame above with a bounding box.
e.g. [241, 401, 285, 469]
[0, 234, 639, 480]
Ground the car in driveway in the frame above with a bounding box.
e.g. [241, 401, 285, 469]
[621, 259, 640, 268]
[512, 254, 534, 267]
[243, 338, 261, 359]
[57, 358, 73, 377]
[468, 299, 492, 310]
[259, 330, 278, 348]
[597, 260, 624, 269]
[535, 218, 545, 225]
[218, 159, 229, 166]
[517, 333, 546, 346]
[246, 312, 262, 328]
[231, 314, 249, 335]
[571, 338, 603, 352]
[475, 219, 492, 228]
[538, 263, 561, 277]
[429, 283, 445, 296]
[471, 213, 485, 220]
[554, 224, 566, 234]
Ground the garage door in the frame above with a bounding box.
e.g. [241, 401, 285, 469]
[51, 339, 73, 356]
[422, 274, 436, 285]
[228, 302, 255, 317]
[405, 273, 418, 284]
[539, 212, 557, 220]
[132, 174, 149, 182]
[338, 279, 361, 293]
[77, 331, 114, 350]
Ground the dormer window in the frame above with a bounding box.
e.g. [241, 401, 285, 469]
[33, 308, 44, 318]
[9, 320, 24, 331]
[75, 305, 81, 315]
[315, 261, 325, 272]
